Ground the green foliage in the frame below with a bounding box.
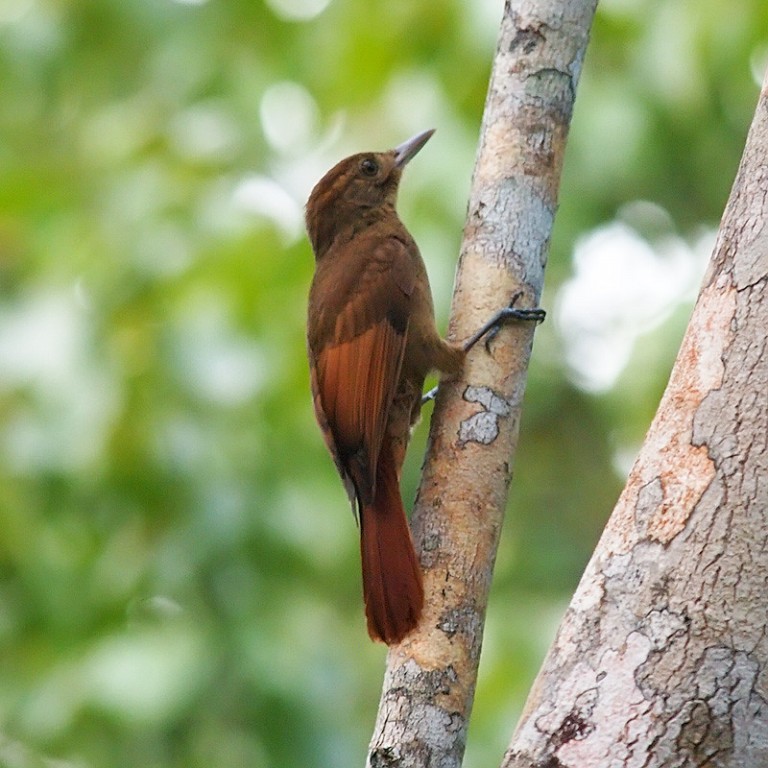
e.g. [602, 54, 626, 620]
[0, 0, 765, 765]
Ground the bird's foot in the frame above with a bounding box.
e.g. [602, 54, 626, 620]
[421, 385, 439, 405]
[421, 293, 544, 404]
[463, 292, 546, 353]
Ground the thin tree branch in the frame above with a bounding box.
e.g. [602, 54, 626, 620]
[366, 1, 598, 766]
[503, 67, 768, 768]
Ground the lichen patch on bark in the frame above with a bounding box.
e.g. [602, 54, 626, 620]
[457, 385, 513, 446]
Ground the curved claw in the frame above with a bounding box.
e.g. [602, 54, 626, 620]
[463, 294, 546, 354]
[422, 294, 545, 402]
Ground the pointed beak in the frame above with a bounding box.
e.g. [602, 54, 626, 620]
[394, 128, 435, 168]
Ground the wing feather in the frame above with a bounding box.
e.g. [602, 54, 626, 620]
[314, 318, 406, 500]
[307, 236, 414, 507]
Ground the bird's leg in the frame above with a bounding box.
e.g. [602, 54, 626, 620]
[463, 292, 546, 355]
[421, 293, 545, 404]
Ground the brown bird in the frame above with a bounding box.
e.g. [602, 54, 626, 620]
[305, 129, 543, 644]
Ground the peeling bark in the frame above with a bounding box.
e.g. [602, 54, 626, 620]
[503, 69, 768, 768]
[366, 1, 598, 766]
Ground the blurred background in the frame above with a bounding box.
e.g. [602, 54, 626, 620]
[1, 0, 766, 765]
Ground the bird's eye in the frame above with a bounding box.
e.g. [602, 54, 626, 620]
[360, 158, 379, 176]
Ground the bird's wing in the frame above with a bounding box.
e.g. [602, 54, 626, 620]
[308, 236, 415, 507]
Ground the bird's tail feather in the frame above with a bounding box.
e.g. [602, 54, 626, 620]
[359, 441, 424, 645]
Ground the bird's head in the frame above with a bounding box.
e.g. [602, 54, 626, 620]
[305, 129, 434, 257]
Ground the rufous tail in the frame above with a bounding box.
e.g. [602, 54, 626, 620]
[359, 441, 424, 645]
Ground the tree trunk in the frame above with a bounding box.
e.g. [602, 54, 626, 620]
[366, 1, 598, 766]
[503, 68, 768, 768]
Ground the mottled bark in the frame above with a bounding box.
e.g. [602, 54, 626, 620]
[366, 1, 598, 766]
[503, 70, 768, 768]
